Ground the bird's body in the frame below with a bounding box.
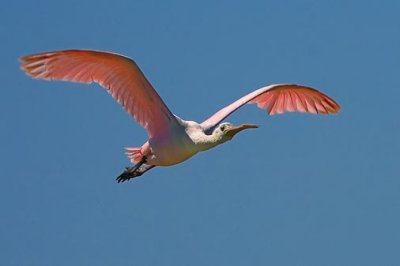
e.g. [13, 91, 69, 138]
[20, 49, 340, 182]
[138, 118, 200, 166]
[127, 118, 252, 166]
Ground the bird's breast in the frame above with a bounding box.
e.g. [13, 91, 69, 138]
[146, 132, 199, 166]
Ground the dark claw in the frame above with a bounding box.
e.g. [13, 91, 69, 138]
[117, 156, 147, 183]
[116, 166, 143, 183]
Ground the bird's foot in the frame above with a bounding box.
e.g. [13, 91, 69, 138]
[116, 166, 145, 183]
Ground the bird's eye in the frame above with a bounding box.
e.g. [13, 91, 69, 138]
[220, 125, 225, 131]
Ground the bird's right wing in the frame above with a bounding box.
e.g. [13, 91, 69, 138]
[201, 84, 340, 131]
[20, 49, 178, 138]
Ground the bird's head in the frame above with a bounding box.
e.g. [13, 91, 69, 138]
[213, 122, 259, 143]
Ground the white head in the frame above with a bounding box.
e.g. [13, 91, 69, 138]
[212, 122, 258, 144]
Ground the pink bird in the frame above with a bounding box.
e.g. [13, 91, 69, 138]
[20, 49, 340, 182]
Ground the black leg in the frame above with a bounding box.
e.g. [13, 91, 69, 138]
[116, 157, 156, 183]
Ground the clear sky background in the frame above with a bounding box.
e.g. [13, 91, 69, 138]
[1, 0, 399, 265]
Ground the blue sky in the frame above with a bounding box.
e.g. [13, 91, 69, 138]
[1, 0, 400, 265]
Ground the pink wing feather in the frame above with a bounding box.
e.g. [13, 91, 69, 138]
[20, 49, 177, 138]
[201, 84, 340, 130]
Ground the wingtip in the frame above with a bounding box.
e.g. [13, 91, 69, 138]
[327, 98, 341, 114]
[19, 53, 37, 64]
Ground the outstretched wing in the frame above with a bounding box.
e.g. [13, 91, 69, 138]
[20, 49, 177, 138]
[201, 84, 340, 131]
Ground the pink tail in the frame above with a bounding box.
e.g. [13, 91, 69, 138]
[125, 147, 145, 164]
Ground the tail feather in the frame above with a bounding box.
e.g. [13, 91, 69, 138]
[125, 147, 145, 164]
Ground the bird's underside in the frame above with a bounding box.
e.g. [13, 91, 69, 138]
[19, 49, 341, 183]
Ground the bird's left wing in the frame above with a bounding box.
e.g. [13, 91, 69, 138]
[201, 84, 340, 131]
[20, 49, 177, 138]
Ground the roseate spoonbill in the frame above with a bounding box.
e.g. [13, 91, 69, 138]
[20, 49, 340, 182]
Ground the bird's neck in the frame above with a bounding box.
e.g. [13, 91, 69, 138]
[191, 132, 226, 152]
[180, 119, 227, 152]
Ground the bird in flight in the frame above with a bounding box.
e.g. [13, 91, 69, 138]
[20, 49, 340, 183]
